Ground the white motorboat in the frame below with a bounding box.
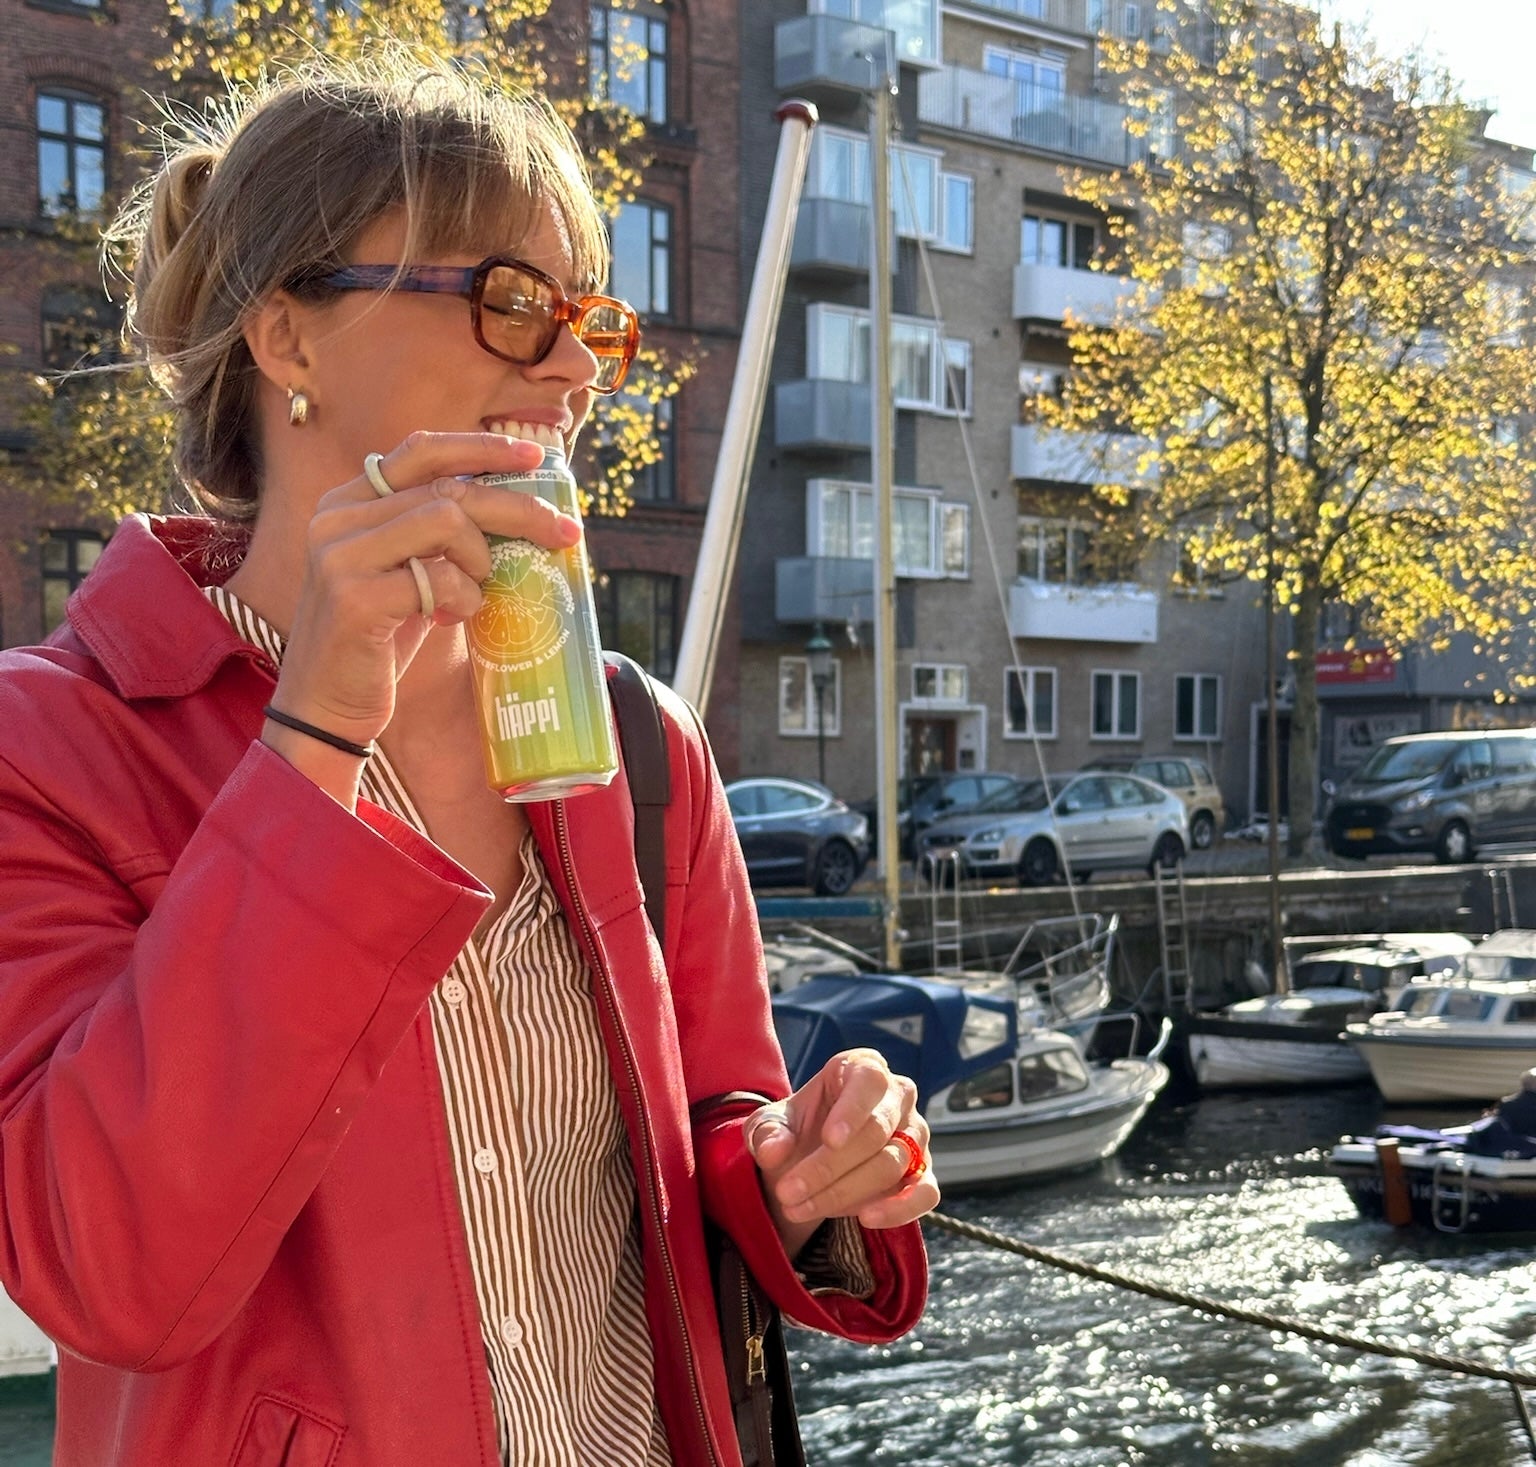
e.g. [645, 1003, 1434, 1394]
[1184, 933, 1474, 1090]
[1346, 974, 1536, 1102]
[770, 916, 1169, 1186]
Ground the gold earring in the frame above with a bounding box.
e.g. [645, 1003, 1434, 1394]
[287, 388, 310, 427]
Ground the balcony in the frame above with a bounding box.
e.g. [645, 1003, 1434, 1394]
[775, 378, 872, 452]
[791, 196, 875, 276]
[1011, 425, 1157, 487]
[917, 66, 1151, 169]
[1013, 261, 1135, 324]
[774, 14, 891, 98]
[775, 556, 875, 626]
[1009, 580, 1159, 643]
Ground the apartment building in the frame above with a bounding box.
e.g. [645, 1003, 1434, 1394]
[0, 0, 747, 768]
[736, 0, 1269, 823]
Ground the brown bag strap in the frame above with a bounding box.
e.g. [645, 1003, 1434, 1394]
[605, 651, 670, 940]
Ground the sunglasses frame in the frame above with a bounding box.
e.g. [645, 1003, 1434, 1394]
[314, 256, 641, 394]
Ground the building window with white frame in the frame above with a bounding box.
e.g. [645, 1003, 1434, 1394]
[807, 304, 970, 415]
[1005, 666, 1057, 738]
[942, 339, 972, 415]
[912, 664, 967, 703]
[938, 172, 974, 253]
[1021, 213, 1096, 270]
[811, 479, 970, 579]
[1175, 673, 1221, 740]
[780, 655, 841, 737]
[1091, 670, 1140, 739]
[1017, 515, 1129, 585]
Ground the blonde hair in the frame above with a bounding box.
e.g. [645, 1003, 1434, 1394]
[110, 49, 610, 520]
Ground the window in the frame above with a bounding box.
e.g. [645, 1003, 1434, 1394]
[595, 571, 678, 680]
[630, 394, 675, 503]
[1005, 666, 1057, 739]
[984, 46, 1066, 113]
[1091, 670, 1140, 739]
[938, 172, 974, 253]
[941, 504, 970, 578]
[912, 664, 967, 703]
[806, 129, 946, 242]
[809, 479, 971, 579]
[942, 339, 972, 415]
[1175, 673, 1221, 740]
[806, 304, 970, 414]
[40, 286, 119, 372]
[1174, 534, 1224, 597]
[780, 655, 841, 737]
[41, 529, 105, 633]
[1181, 222, 1232, 294]
[589, 3, 669, 124]
[1021, 214, 1096, 270]
[891, 147, 938, 239]
[1017, 516, 1126, 585]
[608, 201, 670, 319]
[37, 91, 105, 217]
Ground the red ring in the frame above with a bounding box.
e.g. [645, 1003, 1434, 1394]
[890, 1129, 926, 1187]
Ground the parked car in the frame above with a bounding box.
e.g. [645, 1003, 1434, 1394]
[1324, 728, 1536, 863]
[916, 771, 1189, 886]
[725, 776, 871, 895]
[854, 771, 1022, 859]
[1083, 754, 1226, 850]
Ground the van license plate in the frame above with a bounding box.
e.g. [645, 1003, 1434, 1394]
[1345, 826, 1374, 840]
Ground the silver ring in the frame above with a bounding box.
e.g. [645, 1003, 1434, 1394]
[407, 557, 435, 620]
[363, 452, 395, 498]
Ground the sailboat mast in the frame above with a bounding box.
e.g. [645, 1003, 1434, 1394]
[870, 73, 901, 971]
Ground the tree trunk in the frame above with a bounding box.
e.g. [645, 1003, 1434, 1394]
[1286, 590, 1322, 858]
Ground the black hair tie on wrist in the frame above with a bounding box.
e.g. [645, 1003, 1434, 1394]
[262, 704, 374, 760]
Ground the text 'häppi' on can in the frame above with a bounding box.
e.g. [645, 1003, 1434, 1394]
[469, 450, 617, 802]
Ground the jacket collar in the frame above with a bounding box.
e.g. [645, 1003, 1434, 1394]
[65, 514, 269, 700]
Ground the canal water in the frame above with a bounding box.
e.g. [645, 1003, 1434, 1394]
[6, 1087, 1534, 1464]
[794, 1085, 1536, 1465]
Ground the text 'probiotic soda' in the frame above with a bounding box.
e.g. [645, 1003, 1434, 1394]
[469, 449, 617, 801]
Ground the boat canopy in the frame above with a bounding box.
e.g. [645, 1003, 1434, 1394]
[771, 973, 1018, 1101]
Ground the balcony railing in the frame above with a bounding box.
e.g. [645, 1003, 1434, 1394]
[792, 196, 876, 276]
[1008, 580, 1159, 643]
[775, 556, 875, 626]
[1011, 425, 1158, 487]
[917, 66, 1151, 168]
[774, 14, 891, 97]
[775, 378, 873, 452]
[1013, 261, 1135, 324]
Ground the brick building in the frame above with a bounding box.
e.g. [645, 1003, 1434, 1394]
[0, 0, 747, 767]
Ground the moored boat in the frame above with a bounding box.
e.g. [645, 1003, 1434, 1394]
[1184, 933, 1474, 1090]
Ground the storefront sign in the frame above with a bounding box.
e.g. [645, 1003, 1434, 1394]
[1317, 647, 1397, 684]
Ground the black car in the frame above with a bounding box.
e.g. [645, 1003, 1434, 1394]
[855, 772, 1022, 859]
[724, 777, 871, 895]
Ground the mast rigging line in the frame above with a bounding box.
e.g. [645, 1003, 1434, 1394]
[925, 1209, 1536, 1462]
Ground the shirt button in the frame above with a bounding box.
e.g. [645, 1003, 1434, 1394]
[500, 1317, 524, 1348]
[441, 978, 467, 1006]
[473, 1148, 497, 1175]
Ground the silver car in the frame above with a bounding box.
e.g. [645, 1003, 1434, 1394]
[917, 772, 1189, 886]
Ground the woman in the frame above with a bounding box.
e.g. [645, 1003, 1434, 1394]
[0, 52, 933, 1467]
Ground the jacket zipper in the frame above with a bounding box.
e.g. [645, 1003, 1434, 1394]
[553, 802, 723, 1467]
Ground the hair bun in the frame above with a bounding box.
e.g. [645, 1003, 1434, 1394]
[146, 146, 219, 266]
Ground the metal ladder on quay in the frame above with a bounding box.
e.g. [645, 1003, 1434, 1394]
[927, 851, 965, 974]
[1491, 865, 1520, 930]
[1153, 860, 1193, 1013]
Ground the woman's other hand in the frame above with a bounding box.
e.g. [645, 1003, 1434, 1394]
[745, 1049, 938, 1251]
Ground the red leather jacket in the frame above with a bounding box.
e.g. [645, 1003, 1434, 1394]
[0, 516, 926, 1467]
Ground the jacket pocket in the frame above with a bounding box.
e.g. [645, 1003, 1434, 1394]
[230, 1394, 344, 1467]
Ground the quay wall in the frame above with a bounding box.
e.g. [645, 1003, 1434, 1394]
[756, 859, 1536, 1017]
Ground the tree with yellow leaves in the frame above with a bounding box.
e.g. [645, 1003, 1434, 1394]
[1044, 0, 1536, 855]
[8, 0, 688, 532]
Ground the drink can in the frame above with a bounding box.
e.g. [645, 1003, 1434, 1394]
[469, 450, 617, 802]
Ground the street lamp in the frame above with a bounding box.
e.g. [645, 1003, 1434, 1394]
[806, 623, 834, 788]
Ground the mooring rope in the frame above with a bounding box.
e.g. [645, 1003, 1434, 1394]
[924, 1209, 1536, 1460]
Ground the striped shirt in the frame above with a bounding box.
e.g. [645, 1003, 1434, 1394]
[205, 587, 671, 1466]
